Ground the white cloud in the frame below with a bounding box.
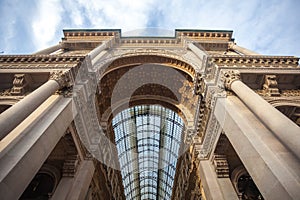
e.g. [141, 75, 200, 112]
[31, 0, 63, 51]
[0, 0, 299, 57]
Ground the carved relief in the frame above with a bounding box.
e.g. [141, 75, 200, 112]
[194, 73, 205, 95]
[10, 74, 31, 95]
[262, 75, 280, 96]
[212, 154, 229, 178]
[62, 155, 79, 177]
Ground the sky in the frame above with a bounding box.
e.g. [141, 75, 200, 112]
[0, 0, 299, 57]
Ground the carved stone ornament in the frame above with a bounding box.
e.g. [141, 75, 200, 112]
[194, 73, 205, 95]
[213, 154, 229, 178]
[262, 75, 280, 96]
[222, 70, 241, 90]
[49, 70, 71, 88]
[10, 74, 30, 95]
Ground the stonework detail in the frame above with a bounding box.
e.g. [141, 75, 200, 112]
[198, 115, 221, 158]
[212, 154, 229, 178]
[62, 155, 80, 177]
[262, 75, 280, 96]
[10, 74, 30, 95]
[194, 73, 205, 95]
[210, 55, 299, 68]
[222, 70, 241, 90]
[0, 55, 85, 70]
[49, 70, 72, 88]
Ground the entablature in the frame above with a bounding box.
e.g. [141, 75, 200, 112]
[63, 29, 121, 41]
[0, 55, 86, 71]
[176, 29, 233, 41]
[210, 55, 299, 68]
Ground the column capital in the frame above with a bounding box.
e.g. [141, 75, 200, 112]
[222, 70, 241, 90]
[49, 70, 71, 88]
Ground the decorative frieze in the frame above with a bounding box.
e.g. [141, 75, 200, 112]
[198, 115, 221, 158]
[210, 55, 299, 68]
[0, 55, 85, 70]
[178, 31, 233, 41]
[255, 89, 300, 97]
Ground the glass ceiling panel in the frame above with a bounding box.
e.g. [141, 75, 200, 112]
[112, 105, 184, 200]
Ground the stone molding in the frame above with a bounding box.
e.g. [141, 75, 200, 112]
[210, 55, 299, 68]
[178, 31, 233, 41]
[198, 115, 221, 158]
[0, 55, 85, 70]
[212, 154, 229, 178]
[255, 89, 300, 98]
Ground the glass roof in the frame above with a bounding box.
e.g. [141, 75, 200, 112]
[112, 105, 184, 200]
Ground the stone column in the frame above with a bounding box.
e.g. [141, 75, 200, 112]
[89, 40, 112, 66]
[0, 70, 68, 140]
[214, 96, 300, 199]
[0, 96, 73, 200]
[199, 160, 238, 200]
[51, 160, 95, 200]
[228, 42, 260, 55]
[223, 70, 300, 160]
[66, 160, 95, 199]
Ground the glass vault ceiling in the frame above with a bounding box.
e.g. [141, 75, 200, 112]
[112, 105, 184, 200]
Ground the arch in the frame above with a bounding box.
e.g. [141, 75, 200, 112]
[101, 54, 196, 80]
[96, 61, 198, 129]
[231, 165, 264, 200]
[20, 164, 61, 199]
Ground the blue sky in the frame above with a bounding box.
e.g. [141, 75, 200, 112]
[0, 0, 299, 57]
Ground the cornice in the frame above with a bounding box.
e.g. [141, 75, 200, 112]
[209, 55, 299, 68]
[177, 31, 233, 41]
[0, 55, 86, 69]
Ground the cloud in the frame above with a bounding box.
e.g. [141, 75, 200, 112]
[31, 0, 64, 51]
[0, 0, 299, 57]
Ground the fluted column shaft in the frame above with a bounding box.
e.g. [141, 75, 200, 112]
[0, 71, 67, 140]
[223, 70, 300, 160]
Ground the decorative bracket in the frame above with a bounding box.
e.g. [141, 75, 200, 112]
[262, 75, 280, 96]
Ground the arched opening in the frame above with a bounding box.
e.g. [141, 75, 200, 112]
[112, 105, 185, 199]
[20, 173, 55, 200]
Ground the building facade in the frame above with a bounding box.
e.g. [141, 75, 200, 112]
[0, 29, 299, 200]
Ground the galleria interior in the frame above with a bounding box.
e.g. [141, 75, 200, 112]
[0, 29, 299, 200]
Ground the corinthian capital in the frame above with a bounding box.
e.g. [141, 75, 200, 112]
[49, 70, 71, 88]
[222, 70, 241, 90]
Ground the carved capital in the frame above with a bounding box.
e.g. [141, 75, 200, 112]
[222, 70, 241, 90]
[49, 70, 71, 88]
